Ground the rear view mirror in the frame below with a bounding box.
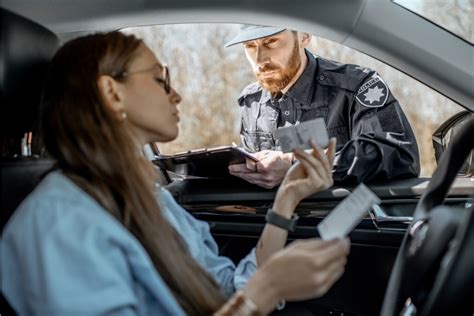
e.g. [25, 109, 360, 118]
[432, 111, 473, 177]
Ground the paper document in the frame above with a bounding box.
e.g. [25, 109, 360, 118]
[276, 118, 329, 153]
[317, 184, 381, 240]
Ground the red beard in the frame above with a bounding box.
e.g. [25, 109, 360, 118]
[255, 41, 301, 94]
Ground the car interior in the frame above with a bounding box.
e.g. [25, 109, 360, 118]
[1, 1, 473, 315]
[1, 8, 59, 315]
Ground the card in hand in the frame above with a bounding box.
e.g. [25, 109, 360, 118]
[317, 184, 381, 240]
[276, 118, 329, 153]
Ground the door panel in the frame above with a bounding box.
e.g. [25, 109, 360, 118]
[170, 177, 472, 315]
[195, 213, 403, 315]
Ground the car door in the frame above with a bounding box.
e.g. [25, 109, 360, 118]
[164, 175, 472, 315]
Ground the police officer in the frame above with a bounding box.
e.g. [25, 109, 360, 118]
[226, 25, 420, 188]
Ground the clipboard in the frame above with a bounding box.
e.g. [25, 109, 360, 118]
[153, 145, 258, 178]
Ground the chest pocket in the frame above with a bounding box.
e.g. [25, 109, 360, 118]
[241, 130, 277, 152]
[298, 106, 328, 123]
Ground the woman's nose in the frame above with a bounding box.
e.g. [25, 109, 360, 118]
[169, 87, 182, 105]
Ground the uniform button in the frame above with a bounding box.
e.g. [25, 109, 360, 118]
[318, 75, 325, 81]
[284, 111, 290, 116]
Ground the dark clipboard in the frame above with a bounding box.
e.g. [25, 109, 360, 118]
[152, 146, 258, 178]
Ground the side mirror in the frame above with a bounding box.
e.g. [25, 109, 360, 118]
[432, 111, 473, 177]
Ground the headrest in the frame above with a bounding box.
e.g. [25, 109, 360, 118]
[0, 8, 59, 138]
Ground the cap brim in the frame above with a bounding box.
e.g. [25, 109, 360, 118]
[224, 27, 285, 47]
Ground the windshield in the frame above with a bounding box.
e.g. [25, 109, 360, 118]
[121, 23, 464, 177]
[393, 0, 473, 44]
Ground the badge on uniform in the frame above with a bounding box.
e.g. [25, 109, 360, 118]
[356, 74, 389, 108]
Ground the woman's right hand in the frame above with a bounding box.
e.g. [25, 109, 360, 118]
[244, 238, 350, 314]
[279, 138, 336, 207]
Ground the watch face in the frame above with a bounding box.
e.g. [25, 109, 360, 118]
[214, 205, 257, 213]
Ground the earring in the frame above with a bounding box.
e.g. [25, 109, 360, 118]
[121, 111, 127, 120]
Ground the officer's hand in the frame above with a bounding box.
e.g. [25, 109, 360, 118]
[228, 150, 293, 189]
[277, 138, 336, 204]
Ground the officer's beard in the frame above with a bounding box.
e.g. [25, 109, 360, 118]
[256, 40, 301, 96]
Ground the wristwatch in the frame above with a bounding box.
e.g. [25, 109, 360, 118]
[265, 208, 299, 232]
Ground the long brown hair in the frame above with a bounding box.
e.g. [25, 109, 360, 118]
[40, 32, 225, 315]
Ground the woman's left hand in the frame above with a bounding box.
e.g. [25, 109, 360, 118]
[278, 138, 336, 205]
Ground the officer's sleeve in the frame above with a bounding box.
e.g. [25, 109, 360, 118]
[333, 72, 420, 183]
[237, 82, 262, 153]
[240, 121, 254, 153]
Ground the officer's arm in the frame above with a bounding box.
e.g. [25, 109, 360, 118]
[333, 73, 420, 183]
[240, 126, 254, 153]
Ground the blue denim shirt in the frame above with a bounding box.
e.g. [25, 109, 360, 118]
[1, 171, 257, 315]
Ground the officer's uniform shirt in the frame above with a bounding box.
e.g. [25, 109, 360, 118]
[239, 50, 420, 183]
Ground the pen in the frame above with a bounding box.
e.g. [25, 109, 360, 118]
[27, 131, 32, 156]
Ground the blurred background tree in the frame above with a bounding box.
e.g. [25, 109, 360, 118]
[123, 24, 252, 153]
[123, 0, 470, 176]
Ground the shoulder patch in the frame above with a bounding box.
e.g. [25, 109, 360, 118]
[355, 74, 389, 108]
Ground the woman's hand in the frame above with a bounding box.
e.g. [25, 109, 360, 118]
[243, 238, 350, 314]
[275, 138, 336, 212]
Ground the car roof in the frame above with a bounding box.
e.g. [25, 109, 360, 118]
[2, 0, 472, 110]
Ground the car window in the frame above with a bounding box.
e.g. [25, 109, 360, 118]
[393, 0, 473, 44]
[122, 23, 464, 177]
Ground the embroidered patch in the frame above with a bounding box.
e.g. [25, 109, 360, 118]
[356, 74, 389, 108]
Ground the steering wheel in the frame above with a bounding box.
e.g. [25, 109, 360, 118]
[381, 118, 474, 316]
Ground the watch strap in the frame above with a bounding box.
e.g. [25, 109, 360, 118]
[265, 208, 298, 232]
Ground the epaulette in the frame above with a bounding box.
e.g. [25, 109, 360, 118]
[316, 57, 374, 92]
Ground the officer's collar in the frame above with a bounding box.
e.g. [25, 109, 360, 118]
[261, 90, 285, 105]
[260, 88, 272, 104]
[285, 49, 317, 105]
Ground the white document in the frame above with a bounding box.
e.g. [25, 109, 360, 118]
[317, 184, 381, 240]
[276, 118, 329, 153]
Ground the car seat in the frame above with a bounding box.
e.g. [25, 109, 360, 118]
[1, 8, 59, 230]
[1, 8, 60, 314]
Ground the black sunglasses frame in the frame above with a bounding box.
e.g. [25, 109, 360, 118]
[112, 64, 171, 94]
